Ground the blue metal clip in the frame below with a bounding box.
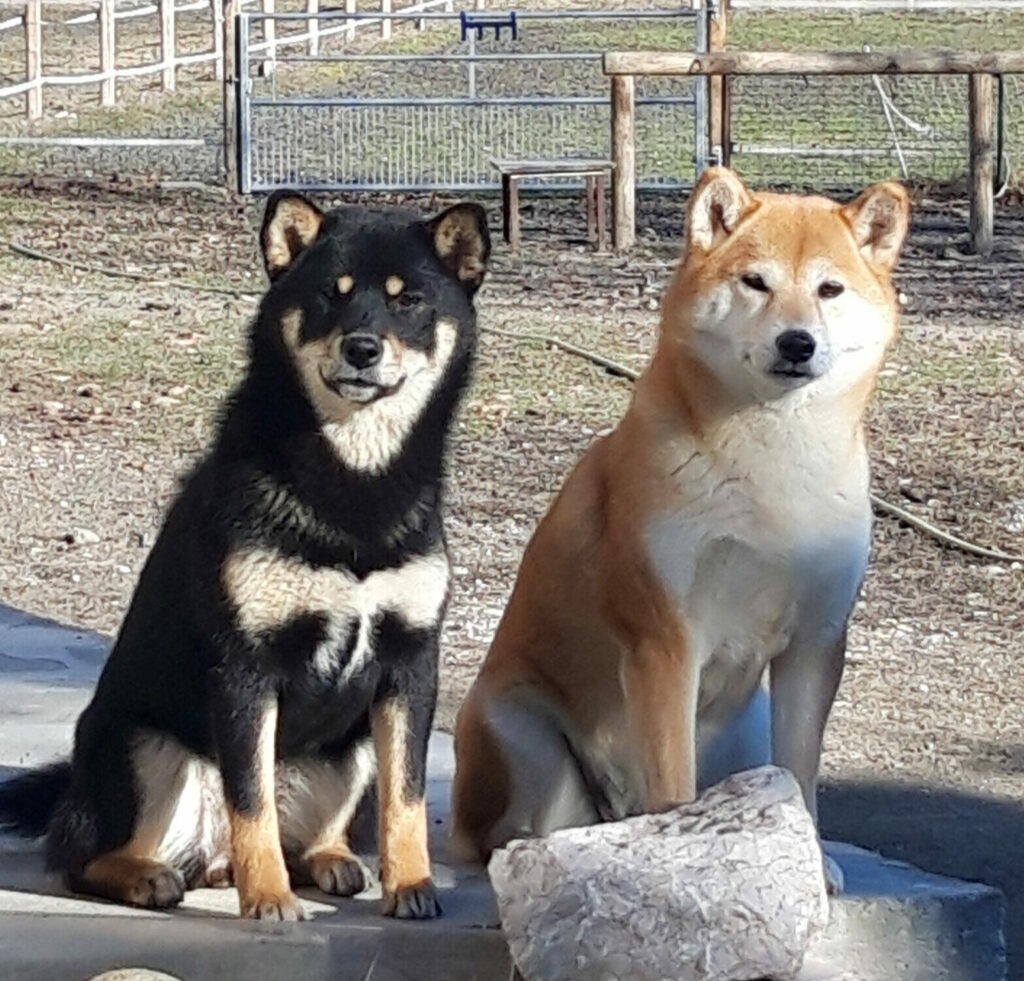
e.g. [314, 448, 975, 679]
[459, 10, 517, 42]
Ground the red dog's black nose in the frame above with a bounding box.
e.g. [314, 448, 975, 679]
[775, 329, 816, 364]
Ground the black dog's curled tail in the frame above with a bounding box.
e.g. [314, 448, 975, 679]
[0, 763, 71, 838]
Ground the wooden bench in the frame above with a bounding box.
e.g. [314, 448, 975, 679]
[490, 158, 614, 253]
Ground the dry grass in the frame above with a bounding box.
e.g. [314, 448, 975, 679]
[1, 178, 1023, 964]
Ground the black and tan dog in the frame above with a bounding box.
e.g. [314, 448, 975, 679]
[0, 193, 489, 921]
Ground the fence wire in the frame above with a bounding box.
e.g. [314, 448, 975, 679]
[726, 5, 1024, 191]
[247, 97, 697, 190]
[242, 9, 703, 192]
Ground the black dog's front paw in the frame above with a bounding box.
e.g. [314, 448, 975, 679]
[308, 850, 370, 898]
[382, 878, 441, 919]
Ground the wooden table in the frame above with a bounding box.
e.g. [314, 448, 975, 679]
[490, 158, 614, 253]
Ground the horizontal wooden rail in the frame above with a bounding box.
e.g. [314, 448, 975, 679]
[604, 47, 1019, 258]
[603, 49, 1024, 77]
[729, 0, 1024, 9]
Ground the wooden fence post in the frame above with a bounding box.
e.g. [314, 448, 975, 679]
[25, 0, 42, 120]
[261, 0, 275, 75]
[224, 0, 240, 190]
[212, 0, 223, 81]
[611, 74, 636, 251]
[307, 0, 319, 56]
[708, 0, 729, 165]
[160, 0, 176, 91]
[99, 0, 116, 107]
[969, 72, 994, 256]
[381, 0, 391, 41]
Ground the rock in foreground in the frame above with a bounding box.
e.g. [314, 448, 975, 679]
[489, 766, 829, 981]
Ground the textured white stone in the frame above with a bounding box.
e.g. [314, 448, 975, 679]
[490, 766, 830, 981]
[86, 972, 183, 981]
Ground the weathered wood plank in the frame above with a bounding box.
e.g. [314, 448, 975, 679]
[604, 49, 1024, 77]
[261, 0, 275, 76]
[307, 0, 319, 56]
[25, 0, 42, 120]
[160, 0, 175, 91]
[490, 158, 614, 177]
[99, 0, 116, 107]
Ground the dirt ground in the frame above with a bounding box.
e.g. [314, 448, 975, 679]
[1, 178, 1023, 970]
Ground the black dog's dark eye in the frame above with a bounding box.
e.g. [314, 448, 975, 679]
[396, 292, 423, 308]
[741, 273, 769, 292]
[818, 281, 845, 299]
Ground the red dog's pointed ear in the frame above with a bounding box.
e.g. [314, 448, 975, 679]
[685, 167, 757, 254]
[426, 203, 491, 293]
[841, 182, 910, 272]
[260, 192, 324, 280]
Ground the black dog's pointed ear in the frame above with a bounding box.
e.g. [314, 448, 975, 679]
[426, 203, 490, 294]
[260, 191, 324, 280]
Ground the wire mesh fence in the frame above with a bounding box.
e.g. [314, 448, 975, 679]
[724, 3, 1024, 191]
[240, 8, 705, 192]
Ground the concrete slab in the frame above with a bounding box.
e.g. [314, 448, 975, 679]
[0, 605, 1007, 981]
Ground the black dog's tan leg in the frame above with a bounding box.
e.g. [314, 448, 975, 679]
[69, 732, 216, 909]
[372, 697, 438, 919]
[74, 853, 185, 909]
[212, 686, 303, 921]
[279, 742, 376, 898]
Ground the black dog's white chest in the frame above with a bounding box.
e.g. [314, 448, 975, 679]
[222, 546, 450, 680]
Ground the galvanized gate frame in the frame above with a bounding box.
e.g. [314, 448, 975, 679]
[233, 6, 712, 195]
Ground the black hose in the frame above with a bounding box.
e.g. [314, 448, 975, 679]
[995, 73, 1007, 192]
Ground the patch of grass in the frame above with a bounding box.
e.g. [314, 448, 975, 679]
[879, 332, 1016, 395]
[727, 10, 1024, 51]
[462, 310, 640, 440]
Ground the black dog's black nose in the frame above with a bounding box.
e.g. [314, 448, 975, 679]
[342, 334, 382, 370]
[775, 330, 816, 364]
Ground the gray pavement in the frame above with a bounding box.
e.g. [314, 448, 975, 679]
[0, 605, 1007, 981]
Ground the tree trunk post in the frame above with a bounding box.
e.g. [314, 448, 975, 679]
[708, 0, 729, 166]
[611, 74, 636, 252]
[968, 72, 995, 257]
[224, 0, 240, 190]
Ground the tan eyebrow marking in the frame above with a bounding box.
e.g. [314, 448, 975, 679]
[385, 275, 404, 297]
[337, 275, 354, 295]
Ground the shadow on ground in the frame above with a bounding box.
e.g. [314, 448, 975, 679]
[821, 779, 1024, 978]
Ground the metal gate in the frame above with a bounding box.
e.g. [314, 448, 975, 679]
[234, 7, 708, 193]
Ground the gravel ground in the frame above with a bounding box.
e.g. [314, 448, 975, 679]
[1, 178, 1023, 970]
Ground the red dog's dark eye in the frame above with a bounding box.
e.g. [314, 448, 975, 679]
[741, 273, 769, 292]
[818, 281, 845, 299]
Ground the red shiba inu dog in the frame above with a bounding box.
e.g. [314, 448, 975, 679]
[452, 168, 909, 891]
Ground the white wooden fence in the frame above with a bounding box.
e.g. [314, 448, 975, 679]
[0, 0, 465, 120]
